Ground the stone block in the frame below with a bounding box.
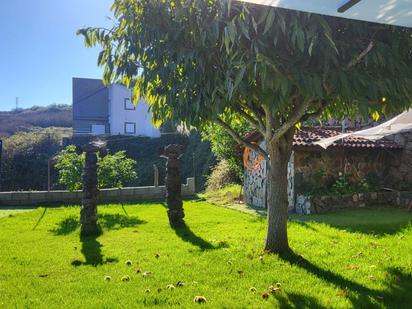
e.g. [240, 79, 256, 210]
[352, 194, 358, 203]
[370, 192, 378, 200]
[12, 192, 29, 201]
[0, 192, 12, 201]
[30, 192, 47, 201]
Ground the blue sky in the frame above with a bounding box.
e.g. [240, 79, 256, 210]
[0, 0, 113, 111]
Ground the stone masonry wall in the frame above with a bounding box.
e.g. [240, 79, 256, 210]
[385, 131, 412, 190]
[294, 148, 394, 195]
[296, 191, 412, 214]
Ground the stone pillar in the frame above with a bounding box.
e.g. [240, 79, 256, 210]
[161, 144, 185, 227]
[80, 142, 106, 236]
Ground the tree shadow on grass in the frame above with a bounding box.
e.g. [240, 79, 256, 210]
[52, 213, 146, 235]
[275, 292, 328, 308]
[71, 233, 119, 267]
[32, 208, 47, 230]
[279, 250, 412, 307]
[172, 223, 219, 251]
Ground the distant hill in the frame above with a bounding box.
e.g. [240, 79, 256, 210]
[0, 104, 72, 137]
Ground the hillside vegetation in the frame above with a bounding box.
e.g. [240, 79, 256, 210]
[0, 104, 72, 137]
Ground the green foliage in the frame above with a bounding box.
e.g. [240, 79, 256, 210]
[330, 174, 353, 195]
[0, 128, 66, 191]
[55, 146, 84, 191]
[0, 204, 412, 307]
[98, 151, 137, 189]
[202, 119, 251, 181]
[79, 1, 412, 127]
[205, 160, 238, 191]
[308, 172, 383, 196]
[55, 146, 138, 191]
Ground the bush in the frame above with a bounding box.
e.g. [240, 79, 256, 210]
[206, 160, 238, 191]
[55, 146, 138, 191]
[202, 120, 251, 183]
[0, 128, 65, 191]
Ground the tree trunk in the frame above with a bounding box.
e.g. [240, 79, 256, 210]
[163, 144, 185, 228]
[264, 128, 294, 254]
[80, 149, 100, 236]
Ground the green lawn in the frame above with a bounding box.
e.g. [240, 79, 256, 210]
[0, 202, 411, 308]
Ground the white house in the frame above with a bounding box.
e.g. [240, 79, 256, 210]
[72, 77, 160, 137]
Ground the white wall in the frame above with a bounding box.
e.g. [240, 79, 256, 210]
[108, 84, 160, 137]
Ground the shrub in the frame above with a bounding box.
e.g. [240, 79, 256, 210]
[202, 120, 251, 183]
[54, 146, 84, 191]
[0, 128, 64, 191]
[206, 160, 238, 191]
[55, 146, 138, 191]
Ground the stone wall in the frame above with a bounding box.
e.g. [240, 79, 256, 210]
[296, 191, 412, 214]
[293, 148, 395, 194]
[385, 131, 412, 190]
[243, 142, 294, 209]
[243, 157, 267, 208]
[0, 178, 195, 207]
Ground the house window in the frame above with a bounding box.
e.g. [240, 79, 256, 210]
[124, 122, 136, 135]
[124, 98, 135, 110]
[91, 124, 106, 135]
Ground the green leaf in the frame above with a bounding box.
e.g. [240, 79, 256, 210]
[234, 65, 247, 89]
[308, 35, 317, 56]
[263, 9, 276, 35]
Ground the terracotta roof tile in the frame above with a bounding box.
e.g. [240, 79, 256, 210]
[242, 127, 402, 149]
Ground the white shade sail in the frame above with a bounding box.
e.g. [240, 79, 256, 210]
[238, 0, 412, 28]
[315, 110, 412, 149]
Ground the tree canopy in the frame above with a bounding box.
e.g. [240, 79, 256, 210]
[79, 0, 412, 151]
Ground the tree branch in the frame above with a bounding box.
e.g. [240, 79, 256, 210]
[215, 117, 269, 161]
[300, 99, 325, 122]
[346, 41, 374, 70]
[239, 102, 266, 133]
[234, 105, 265, 135]
[270, 97, 312, 144]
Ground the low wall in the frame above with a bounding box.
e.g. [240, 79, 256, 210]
[0, 178, 195, 207]
[295, 190, 412, 214]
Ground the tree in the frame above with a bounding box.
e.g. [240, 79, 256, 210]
[78, 0, 412, 253]
[55, 145, 137, 191]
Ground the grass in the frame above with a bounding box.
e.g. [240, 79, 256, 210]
[0, 201, 411, 308]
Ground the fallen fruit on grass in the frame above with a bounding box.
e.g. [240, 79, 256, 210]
[155, 253, 160, 258]
[194, 296, 207, 304]
[143, 271, 153, 277]
[125, 260, 132, 266]
[135, 268, 141, 274]
[145, 289, 151, 293]
[121, 275, 130, 282]
[176, 281, 185, 287]
[262, 292, 270, 299]
[167, 284, 175, 290]
[249, 287, 257, 293]
[104, 275, 111, 282]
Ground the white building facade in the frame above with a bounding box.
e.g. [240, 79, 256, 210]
[72, 77, 160, 138]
